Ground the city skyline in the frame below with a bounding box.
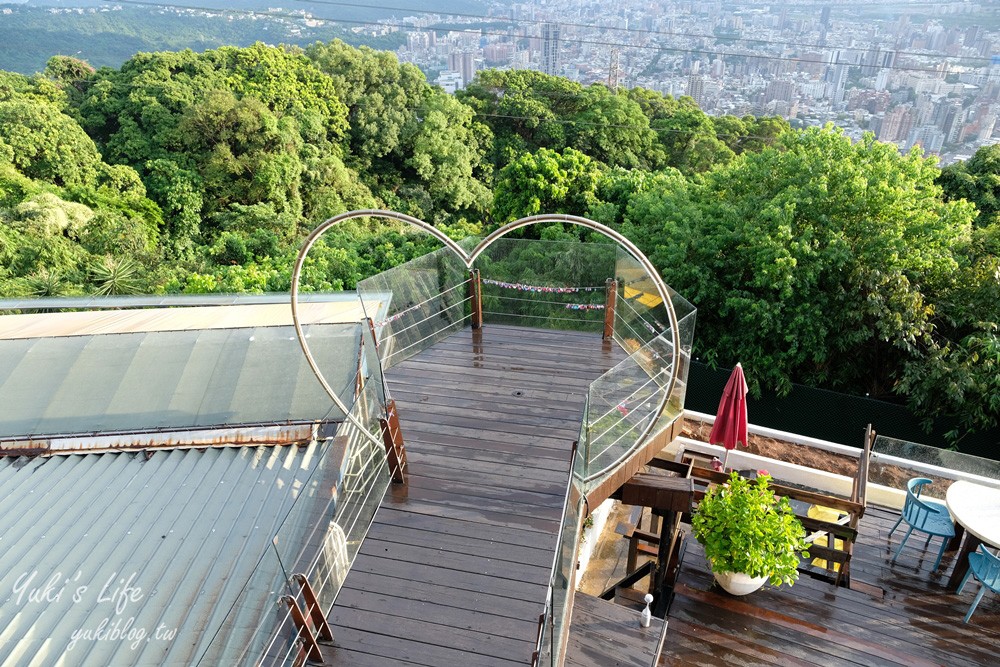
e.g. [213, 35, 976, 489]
[391, 0, 999, 163]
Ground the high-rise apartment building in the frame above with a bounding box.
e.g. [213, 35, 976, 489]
[687, 75, 706, 107]
[448, 51, 476, 87]
[542, 23, 561, 76]
[880, 104, 913, 143]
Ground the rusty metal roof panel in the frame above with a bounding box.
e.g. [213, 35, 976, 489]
[0, 442, 337, 666]
[0, 323, 359, 441]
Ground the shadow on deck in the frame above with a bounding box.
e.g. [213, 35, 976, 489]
[321, 324, 625, 666]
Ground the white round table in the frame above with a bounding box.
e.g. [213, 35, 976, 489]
[945, 480, 1000, 590]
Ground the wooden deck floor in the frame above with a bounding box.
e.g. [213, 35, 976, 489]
[662, 505, 1000, 666]
[323, 324, 624, 666]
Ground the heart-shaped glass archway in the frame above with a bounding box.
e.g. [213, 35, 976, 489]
[290, 209, 681, 464]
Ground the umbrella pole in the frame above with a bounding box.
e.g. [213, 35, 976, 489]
[722, 448, 730, 472]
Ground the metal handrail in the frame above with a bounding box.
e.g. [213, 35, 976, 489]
[533, 415, 586, 666]
[650, 617, 670, 667]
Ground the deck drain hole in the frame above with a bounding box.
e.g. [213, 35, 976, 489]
[512, 390, 524, 397]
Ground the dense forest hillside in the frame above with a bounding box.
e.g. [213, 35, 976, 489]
[1, 40, 999, 446]
[0, 6, 408, 75]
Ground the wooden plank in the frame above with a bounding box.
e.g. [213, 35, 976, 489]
[402, 471, 567, 509]
[665, 616, 822, 666]
[564, 594, 658, 667]
[669, 585, 880, 666]
[403, 447, 568, 485]
[621, 474, 693, 513]
[390, 385, 586, 421]
[379, 493, 561, 533]
[371, 507, 557, 550]
[334, 587, 539, 642]
[328, 607, 534, 664]
[346, 553, 546, 603]
[340, 569, 543, 622]
[401, 424, 574, 459]
[391, 397, 586, 435]
[355, 538, 552, 584]
[388, 373, 587, 408]
[359, 523, 554, 568]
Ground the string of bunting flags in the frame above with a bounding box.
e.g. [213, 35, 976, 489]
[482, 278, 604, 294]
[483, 278, 606, 311]
[374, 301, 426, 328]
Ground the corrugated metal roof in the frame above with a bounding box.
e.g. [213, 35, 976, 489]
[0, 442, 341, 666]
[0, 323, 360, 441]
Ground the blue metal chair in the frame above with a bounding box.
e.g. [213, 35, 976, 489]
[889, 477, 955, 571]
[958, 545, 1000, 623]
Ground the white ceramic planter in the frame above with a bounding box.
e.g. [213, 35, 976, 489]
[713, 571, 767, 596]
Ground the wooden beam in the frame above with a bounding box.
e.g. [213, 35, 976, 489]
[603, 278, 617, 340]
[469, 269, 483, 329]
[281, 595, 325, 664]
[293, 573, 333, 641]
[621, 474, 693, 513]
[380, 399, 408, 484]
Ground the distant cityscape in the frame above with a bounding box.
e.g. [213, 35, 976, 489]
[377, 1, 1000, 165]
[4, 1, 999, 165]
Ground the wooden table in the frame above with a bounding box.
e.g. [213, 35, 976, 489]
[945, 480, 1000, 590]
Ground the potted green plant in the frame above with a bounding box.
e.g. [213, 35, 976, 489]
[691, 471, 810, 595]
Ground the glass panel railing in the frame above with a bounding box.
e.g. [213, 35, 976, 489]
[357, 244, 470, 368]
[578, 284, 696, 485]
[474, 238, 616, 332]
[196, 379, 389, 666]
[612, 247, 696, 354]
[871, 435, 1000, 500]
[535, 399, 589, 667]
[584, 333, 673, 480]
[661, 307, 697, 430]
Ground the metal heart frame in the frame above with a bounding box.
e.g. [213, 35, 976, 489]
[290, 209, 680, 464]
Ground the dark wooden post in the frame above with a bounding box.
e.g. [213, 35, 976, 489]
[354, 341, 365, 400]
[281, 596, 325, 663]
[365, 316, 378, 351]
[380, 399, 408, 484]
[603, 278, 617, 340]
[469, 269, 483, 329]
[293, 574, 334, 641]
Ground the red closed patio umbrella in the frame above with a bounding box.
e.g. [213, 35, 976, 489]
[709, 363, 749, 471]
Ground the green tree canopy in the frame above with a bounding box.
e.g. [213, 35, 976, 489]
[0, 98, 103, 187]
[939, 143, 1000, 227]
[632, 127, 975, 404]
[493, 147, 605, 223]
[76, 43, 359, 248]
[462, 70, 666, 173]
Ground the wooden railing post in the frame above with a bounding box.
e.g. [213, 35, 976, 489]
[354, 335, 365, 400]
[293, 573, 334, 641]
[366, 316, 378, 351]
[281, 596, 325, 664]
[380, 398, 408, 483]
[470, 269, 483, 329]
[603, 278, 617, 340]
